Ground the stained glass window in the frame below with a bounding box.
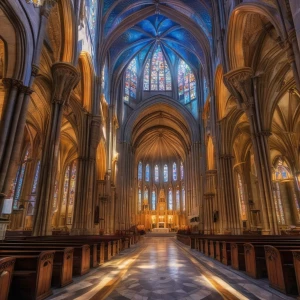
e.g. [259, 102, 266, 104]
[168, 188, 173, 210]
[178, 59, 196, 103]
[164, 165, 168, 182]
[237, 173, 247, 220]
[31, 161, 40, 194]
[273, 158, 292, 180]
[138, 188, 142, 211]
[182, 187, 186, 211]
[68, 161, 77, 206]
[144, 187, 148, 205]
[143, 45, 172, 91]
[273, 182, 285, 224]
[124, 58, 137, 101]
[173, 163, 177, 181]
[62, 166, 70, 206]
[145, 164, 150, 182]
[138, 161, 142, 180]
[152, 189, 156, 210]
[13, 148, 30, 209]
[155, 165, 159, 182]
[180, 162, 184, 180]
[86, 0, 98, 43]
[53, 180, 58, 209]
[176, 189, 180, 210]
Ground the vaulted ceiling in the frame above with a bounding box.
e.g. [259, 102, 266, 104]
[132, 103, 192, 163]
[101, 0, 213, 77]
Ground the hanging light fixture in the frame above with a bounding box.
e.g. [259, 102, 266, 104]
[26, 0, 56, 8]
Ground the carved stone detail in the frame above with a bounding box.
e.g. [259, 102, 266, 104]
[51, 63, 80, 106]
[224, 67, 254, 110]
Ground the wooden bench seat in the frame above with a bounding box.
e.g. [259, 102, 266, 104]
[0, 257, 15, 300]
[0, 248, 73, 287]
[264, 245, 300, 295]
[0, 243, 89, 276]
[0, 251, 55, 300]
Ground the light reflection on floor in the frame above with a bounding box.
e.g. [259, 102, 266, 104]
[49, 237, 294, 300]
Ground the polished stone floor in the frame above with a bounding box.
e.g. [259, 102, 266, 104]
[49, 237, 295, 300]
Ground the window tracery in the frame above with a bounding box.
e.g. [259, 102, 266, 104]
[143, 45, 172, 91]
[152, 189, 156, 210]
[155, 165, 159, 182]
[12, 147, 30, 209]
[138, 161, 142, 180]
[237, 173, 247, 221]
[178, 59, 196, 103]
[168, 188, 173, 210]
[124, 58, 137, 101]
[173, 163, 177, 181]
[164, 164, 168, 182]
[145, 164, 150, 182]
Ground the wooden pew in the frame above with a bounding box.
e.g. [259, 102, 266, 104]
[0, 248, 73, 288]
[243, 241, 300, 279]
[0, 243, 89, 276]
[2, 250, 55, 300]
[0, 257, 15, 300]
[264, 245, 300, 295]
[230, 242, 246, 271]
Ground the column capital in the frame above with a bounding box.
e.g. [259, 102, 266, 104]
[224, 67, 254, 110]
[2, 78, 22, 90]
[51, 62, 80, 105]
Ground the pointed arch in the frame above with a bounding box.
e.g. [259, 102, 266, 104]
[78, 52, 94, 112]
[96, 140, 106, 180]
[143, 44, 171, 91]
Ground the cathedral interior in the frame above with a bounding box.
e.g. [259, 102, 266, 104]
[1, 0, 300, 299]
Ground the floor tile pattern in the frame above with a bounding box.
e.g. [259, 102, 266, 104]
[48, 236, 296, 299]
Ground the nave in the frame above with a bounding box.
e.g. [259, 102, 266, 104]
[49, 237, 291, 300]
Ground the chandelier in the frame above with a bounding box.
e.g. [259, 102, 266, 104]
[26, 0, 56, 7]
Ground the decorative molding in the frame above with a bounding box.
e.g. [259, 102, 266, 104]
[51, 63, 80, 106]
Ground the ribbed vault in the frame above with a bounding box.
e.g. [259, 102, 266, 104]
[132, 104, 191, 163]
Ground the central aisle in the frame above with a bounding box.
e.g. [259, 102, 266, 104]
[106, 237, 224, 299]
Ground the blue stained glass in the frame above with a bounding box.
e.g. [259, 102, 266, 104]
[176, 189, 180, 210]
[144, 45, 172, 91]
[164, 165, 168, 182]
[180, 162, 184, 180]
[178, 59, 196, 103]
[173, 163, 177, 181]
[145, 164, 150, 182]
[155, 165, 159, 182]
[87, 0, 98, 44]
[124, 58, 137, 101]
[152, 190, 156, 210]
[138, 162, 142, 180]
[168, 188, 173, 210]
[31, 161, 40, 194]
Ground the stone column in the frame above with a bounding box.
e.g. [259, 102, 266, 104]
[224, 68, 279, 235]
[71, 116, 101, 235]
[33, 63, 79, 236]
[219, 155, 242, 234]
[0, 80, 32, 209]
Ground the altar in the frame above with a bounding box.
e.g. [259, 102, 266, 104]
[152, 228, 170, 233]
